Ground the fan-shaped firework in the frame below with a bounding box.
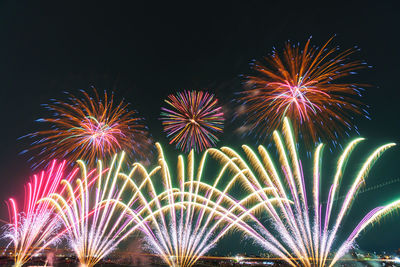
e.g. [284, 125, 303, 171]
[3, 160, 73, 267]
[41, 153, 138, 267]
[211, 118, 400, 267]
[239, 37, 367, 145]
[160, 90, 224, 152]
[24, 89, 152, 168]
[113, 143, 287, 267]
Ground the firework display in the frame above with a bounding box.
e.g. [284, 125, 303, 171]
[1, 33, 399, 267]
[41, 153, 137, 267]
[160, 90, 224, 152]
[23, 89, 152, 169]
[3, 160, 73, 267]
[239, 37, 366, 145]
[210, 118, 400, 267]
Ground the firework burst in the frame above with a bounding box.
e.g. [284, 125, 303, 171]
[160, 90, 224, 152]
[23, 89, 152, 168]
[3, 160, 72, 267]
[239, 37, 367, 145]
[210, 117, 400, 267]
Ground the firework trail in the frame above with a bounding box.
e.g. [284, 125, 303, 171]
[112, 142, 289, 267]
[23, 89, 152, 169]
[3, 160, 73, 267]
[239, 37, 367, 146]
[41, 153, 141, 267]
[323, 177, 400, 204]
[160, 90, 224, 152]
[210, 117, 400, 267]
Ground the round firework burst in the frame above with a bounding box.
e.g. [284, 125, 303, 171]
[160, 90, 224, 152]
[23, 89, 152, 168]
[238, 37, 368, 145]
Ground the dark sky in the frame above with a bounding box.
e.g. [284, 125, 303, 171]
[0, 1, 399, 254]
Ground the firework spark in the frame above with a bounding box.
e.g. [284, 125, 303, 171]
[160, 90, 224, 152]
[23, 89, 152, 168]
[210, 118, 400, 267]
[113, 142, 288, 267]
[239, 37, 367, 145]
[3, 160, 73, 267]
[41, 153, 139, 267]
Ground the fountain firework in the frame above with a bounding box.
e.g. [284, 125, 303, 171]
[113, 142, 290, 267]
[210, 117, 400, 267]
[41, 153, 139, 267]
[3, 160, 72, 267]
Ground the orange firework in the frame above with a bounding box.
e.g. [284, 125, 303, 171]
[239, 37, 367, 145]
[23, 89, 152, 168]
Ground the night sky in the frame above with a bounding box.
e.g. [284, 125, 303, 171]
[0, 1, 399, 254]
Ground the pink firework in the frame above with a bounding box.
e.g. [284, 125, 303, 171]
[4, 160, 77, 267]
[160, 90, 224, 152]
